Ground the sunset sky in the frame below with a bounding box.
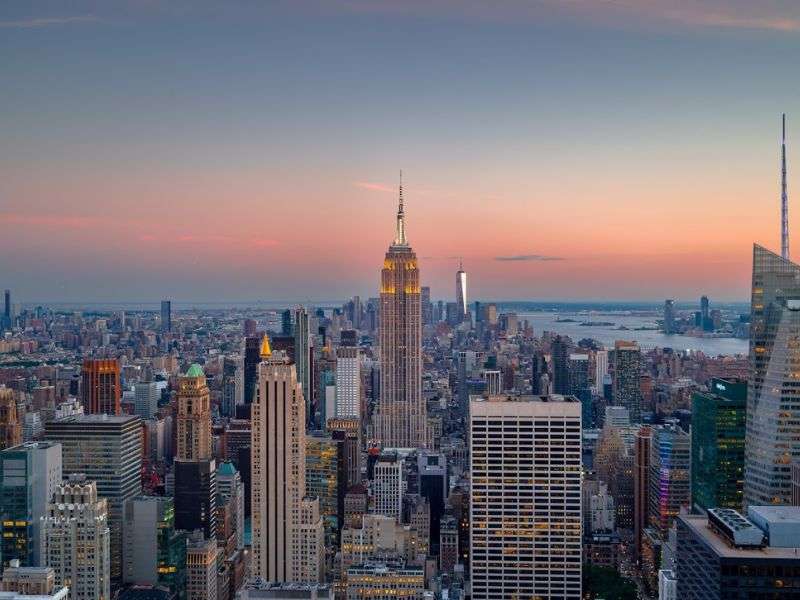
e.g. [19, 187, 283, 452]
[2, 1, 800, 303]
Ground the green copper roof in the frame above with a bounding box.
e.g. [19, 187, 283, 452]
[185, 363, 204, 377]
[217, 461, 237, 476]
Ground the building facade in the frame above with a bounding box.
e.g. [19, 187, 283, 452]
[41, 475, 110, 600]
[251, 337, 324, 583]
[613, 341, 643, 422]
[691, 378, 746, 512]
[81, 359, 120, 416]
[745, 245, 800, 506]
[44, 415, 142, 583]
[374, 184, 428, 449]
[0, 442, 62, 569]
[470, 395, 582, 599]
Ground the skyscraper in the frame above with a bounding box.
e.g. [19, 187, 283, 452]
[470, 395, 582, 600]
[0, 388, 22, 451]
[122, 496, 186, 595]
[420, 286, 433, 326]
[294, 307, 311, 420]
[648, 424, 691, 535]
[242, 336, 261, 406]
[692, 378, 746, 512]
[663, 299, 676, 334]
[455, 259, 467, 321]
[745, 245, 800, 506]
[0, 442, 62, 569]
[160, 300, 171, 333]
[251, 336, 324, 583]
[375, 179, 428, 449]
[700, 295, 711, 331]
[2, 290, 10, 331]
[371, 455, 402, 520]
[176, 364, 212, 461]
[551, 335, 572, 395]
[41, 474, 111, 600]
[335, 346, 360, 419]
[174, 364, 217, 539]
[568, 354, 591, 427]
[45, 415, 142, 583]
[133, 382, 159, 421]
[81, 359, 121, 416]
[613, 341, 643, 422]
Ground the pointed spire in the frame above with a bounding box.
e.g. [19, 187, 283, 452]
[459, 256, 463, 271]
[782, 113, 790, 260]
[260, 333, 272, 359]
[395, 169, 407, 246]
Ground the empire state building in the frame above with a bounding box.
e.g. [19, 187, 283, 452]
[375, 178, 429, 449]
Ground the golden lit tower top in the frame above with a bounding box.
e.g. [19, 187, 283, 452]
[260, 333, 272, 359]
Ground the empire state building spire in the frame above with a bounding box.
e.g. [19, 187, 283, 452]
[395, 170, 407, 246]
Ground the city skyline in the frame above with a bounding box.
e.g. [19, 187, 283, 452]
[2, 1, 800, 302]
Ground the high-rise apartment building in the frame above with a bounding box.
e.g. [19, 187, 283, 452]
[374, 183, 427, 449]
[613, 341, 643, 422]
[568, 354, 591, 427]
[551, 336, 572, 395]
[745, 245, 800, 506]
[663, 299, 676, 334]
[122, 496, 186, 595]
[692, 378, 746, 512]
[133, 382, 159, 421]
[45, 415, 142, 583]
[371, 455, 403, 520]
[41, 474, 110, 600]
[700, 295, 711, 331]
[594, 350, 609, 389]
[648, 424, 691, 535]
[456, 260, 467, 321]
[160, 300, 171, 333]
[81, 359, 120, 416]
[294, 307, 311, 420]
[335, 346, 360, 419]
[0, 388, 22, 451]
[470, 395, 582, 600]
[0, 442, 62, 569]
[251, 336, 324, 583]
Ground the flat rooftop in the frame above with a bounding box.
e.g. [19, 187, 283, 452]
[680, 513, 800, 560]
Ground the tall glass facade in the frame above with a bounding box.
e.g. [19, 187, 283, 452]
[745, 245, 800, 506]
[691, 378, 746, 512]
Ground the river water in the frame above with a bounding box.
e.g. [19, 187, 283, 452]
[518, 311, 749, 356]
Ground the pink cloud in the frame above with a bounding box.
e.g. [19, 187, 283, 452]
[251, 238, 280, 247]
[354, 181, 394, 193]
